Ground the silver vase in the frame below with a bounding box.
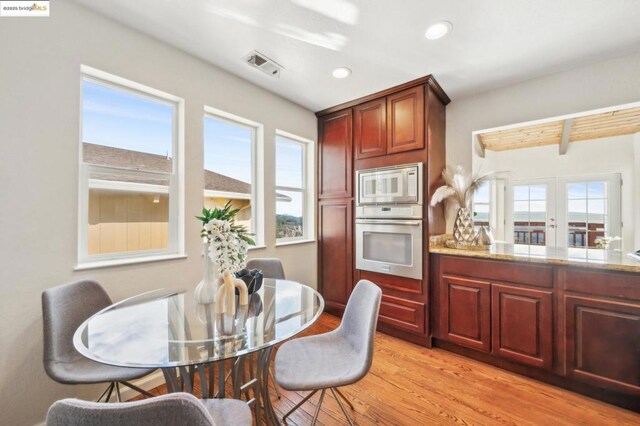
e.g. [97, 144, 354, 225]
[453, 207, 475, 244]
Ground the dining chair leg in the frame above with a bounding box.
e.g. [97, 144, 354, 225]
[331, 388, 355, 426]
[115, 382, 122, 402]
[334, 387, 355, 410]
[311, 389, 326, 426]
[282, 389, 318, 423]
[96, 383, 114, 402]
[269, 367, 281, 399]
[104, 382, 115, 402]
[119, 381, 155, 398]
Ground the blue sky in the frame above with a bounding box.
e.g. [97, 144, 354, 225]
[83, 80, 304, 217]
[82, 80, 173, 156]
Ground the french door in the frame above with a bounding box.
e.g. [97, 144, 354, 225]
[507, 174, 621, 249]
[507, 178, 556, 247]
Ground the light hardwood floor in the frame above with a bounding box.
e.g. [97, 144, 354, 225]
[146, 314, 640, 425]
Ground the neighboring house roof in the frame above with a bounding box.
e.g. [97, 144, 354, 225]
[83, 143, 291, 201]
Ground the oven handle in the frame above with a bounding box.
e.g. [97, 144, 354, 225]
[356, 219, 422, 226]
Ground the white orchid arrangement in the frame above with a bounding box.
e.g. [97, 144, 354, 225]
[595, 235, 621, 249]
[430, 165, 506, 209]
[197, 202, 255, 275]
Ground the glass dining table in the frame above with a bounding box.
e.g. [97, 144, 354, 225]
[73, 279, 324, 425]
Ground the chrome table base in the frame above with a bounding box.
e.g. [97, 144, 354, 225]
[161, 347, 278, 425]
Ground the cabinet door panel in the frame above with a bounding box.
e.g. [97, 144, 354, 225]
[442, 275, 491, 352]
[565, 295, 640, 394]
[492, 284, 553, 369]
[318, 109, 353, 199]
[318, 199, 353, 314]
[387, 86, 424, 154]
[355, 98, 386, 159]
[378, 294, 425, 334]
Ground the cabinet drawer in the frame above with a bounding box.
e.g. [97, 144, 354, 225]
[378, 294, 425, 334]
[440, 256, 553, 288]
[562, 268, 640, 301]
[359, 271, 422, 295]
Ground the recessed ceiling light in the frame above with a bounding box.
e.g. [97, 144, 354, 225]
[425, 21, 452, 40]
[332, 67, 351, 79]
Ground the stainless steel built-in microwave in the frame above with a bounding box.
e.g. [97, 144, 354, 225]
[356, 163, 423, 206]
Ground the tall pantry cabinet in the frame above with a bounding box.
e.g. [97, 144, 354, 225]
[316, 76, 450, 346]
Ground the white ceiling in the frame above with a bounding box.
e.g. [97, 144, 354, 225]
[75, 0, 640, 111]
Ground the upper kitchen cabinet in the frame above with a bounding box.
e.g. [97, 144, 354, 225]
[355, 98, 387, 159]
[387, 86, 424, 154]
[318, 109, 353, 199]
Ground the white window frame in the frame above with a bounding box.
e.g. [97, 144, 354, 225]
[203, 106, 265, 248]
[556, 173, 622, 249]
[275, 130, 315, 246]
[76, 65, 185, 270]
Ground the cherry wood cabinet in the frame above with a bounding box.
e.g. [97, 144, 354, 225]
[492, 283, 553, 369]
[564, 295, 640, 394]
[386, 86, 424, 154]
[354, 98, 386, 159]
[316, 76, 449, 342]
[318, 109, 353, 199]
[433, 254, 640, 411]
[441, 275, 491, 351]
[378, 294, 426, 334]
[318, 199, 353, 315]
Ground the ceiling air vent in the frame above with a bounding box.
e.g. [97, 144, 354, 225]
[243, 51, 284, 78]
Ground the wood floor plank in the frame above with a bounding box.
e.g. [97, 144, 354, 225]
[136, 313, 640, 425]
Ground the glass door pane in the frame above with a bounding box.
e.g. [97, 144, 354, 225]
[566, 181, 607, 248]
[510, 180, 555, 247]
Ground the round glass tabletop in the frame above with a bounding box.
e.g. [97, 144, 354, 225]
[73, 279, 324, 368]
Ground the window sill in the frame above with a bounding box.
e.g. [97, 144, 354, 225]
[74, 253, 188, 271]
[275, 239, 316, 248]
[248, 245, 267, 251]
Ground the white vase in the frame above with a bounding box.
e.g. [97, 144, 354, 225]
[195, 241, 220, 304]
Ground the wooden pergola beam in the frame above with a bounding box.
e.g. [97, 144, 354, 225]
[474, 133, 485, 158]
[559, 118, 573, 155]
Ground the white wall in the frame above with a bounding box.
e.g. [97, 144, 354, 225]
[0, 1, 317, 424]
[445, 51, 640, 231]
[635, 134, 640, 249]
[476, 135, 636, 251]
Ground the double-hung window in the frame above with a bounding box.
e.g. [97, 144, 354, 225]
[275, 131, 314, 244]
[203, 107, 264, 247]
[78, 66, 184, 268]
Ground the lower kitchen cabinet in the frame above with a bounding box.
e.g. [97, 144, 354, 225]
[564, 295, 640, 394]
[492, 283, 553, 369]
[441, 275, 491, 352]
[433, 254, 640, 410]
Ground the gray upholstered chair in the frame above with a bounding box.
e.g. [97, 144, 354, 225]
[246, 258, 286, 280]
[42, 280, 156, 402]
[46, 392, 252, 426]
[246, 257, 286, 398]
[275, 279, 382, 425]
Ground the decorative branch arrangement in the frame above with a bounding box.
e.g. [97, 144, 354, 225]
[430, 165, 504, 209]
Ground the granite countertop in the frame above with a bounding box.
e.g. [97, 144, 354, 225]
[429, 240, 640, 274]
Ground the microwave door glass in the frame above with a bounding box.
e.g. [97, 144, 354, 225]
[362, 231, 412, 266]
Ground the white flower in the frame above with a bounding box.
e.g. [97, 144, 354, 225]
[203, 218, 249, 274]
